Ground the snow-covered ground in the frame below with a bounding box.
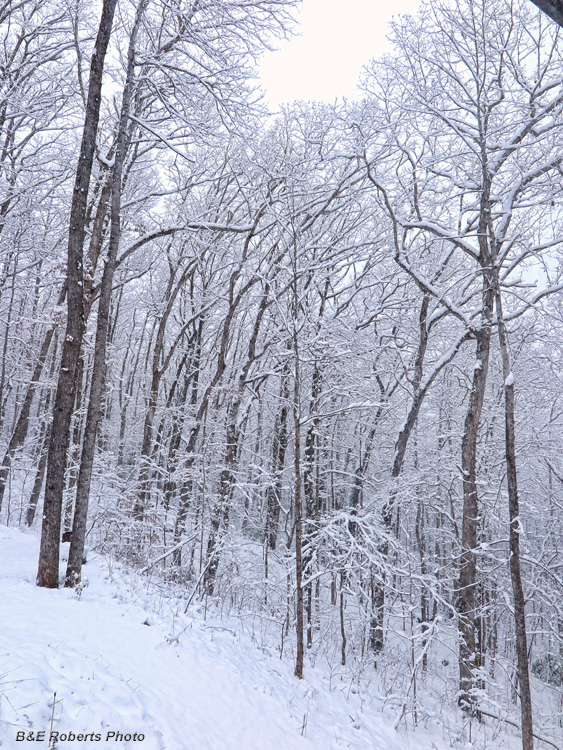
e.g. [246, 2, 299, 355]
[0, 525, 511, 750]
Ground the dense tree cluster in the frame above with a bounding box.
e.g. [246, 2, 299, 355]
[2, 0, 563, 747]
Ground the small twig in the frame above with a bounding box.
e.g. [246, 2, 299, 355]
[49, 691, 57, 748]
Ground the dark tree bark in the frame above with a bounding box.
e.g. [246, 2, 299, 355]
[494, 279, 534, 750]
[458, 184, 495, 712]
[36, 0, 118, 589]
[293, 334, 304, 680]
[370, 297, 431, 655]
[530, 0, 563, 26]
[264, 363, 290, 551]
[66, 0, 148, 587]
[458, 320, 492, 711]
[303, 351, 323, 648]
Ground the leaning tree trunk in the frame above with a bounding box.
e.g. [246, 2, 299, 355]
[0, 286, 65, 512]
[26, 332, 60, 527]
[36, 0, 118, 589]
[66, 0, 148, 587]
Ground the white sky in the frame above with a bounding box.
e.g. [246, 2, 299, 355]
[259, 0, 422, 108]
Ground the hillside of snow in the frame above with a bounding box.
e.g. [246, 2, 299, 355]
[0, 525, 519, 750]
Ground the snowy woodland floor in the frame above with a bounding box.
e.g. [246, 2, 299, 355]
[0, 525, 542, 750]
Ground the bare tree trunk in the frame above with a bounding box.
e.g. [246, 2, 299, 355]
[0, 286, 65, 511]
[293, 342, 304, 680]
[24, 326, 60, 527]
[160, 349, 195, 530]
[170, 323, 204, 567]
[117, 312, 147, 467]
[415, 491, 430, 672]
[26, 427, 50, 528]
[0, 254, 18, 431]
[264, 362, 290, 551]
[133, 254, 197, 520]
[340, 573, 347, 666]
[292, 277, 304, 679]
[36, 0, 118, 588]
[64, 351, 88, 530]
[66, 0, 148, 587]
[203, 289, 269, 594]
[171, 226, 266, 549]
[458, 324, 491, 710]
[371, 298, 467, 657]
[373, 299, 432, 655]
[303, 362, 321, 648]
[458, 186, 495, 711]
[494, 279, 534, 750]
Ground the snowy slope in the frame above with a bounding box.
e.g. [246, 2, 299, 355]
[0, 526, 461, 749]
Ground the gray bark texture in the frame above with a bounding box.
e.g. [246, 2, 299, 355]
[36, 0, 118, 589]
[66, 0, 148, 587]
[494, 281, 534, 750]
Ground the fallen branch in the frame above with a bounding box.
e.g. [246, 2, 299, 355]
[477, 708, 561, 750]
[137, 532, 198, 575]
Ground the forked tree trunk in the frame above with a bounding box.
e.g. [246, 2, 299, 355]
[36, 0, 118, 589]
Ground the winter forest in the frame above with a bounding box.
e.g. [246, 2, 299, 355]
[4, 0, 563, 748]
